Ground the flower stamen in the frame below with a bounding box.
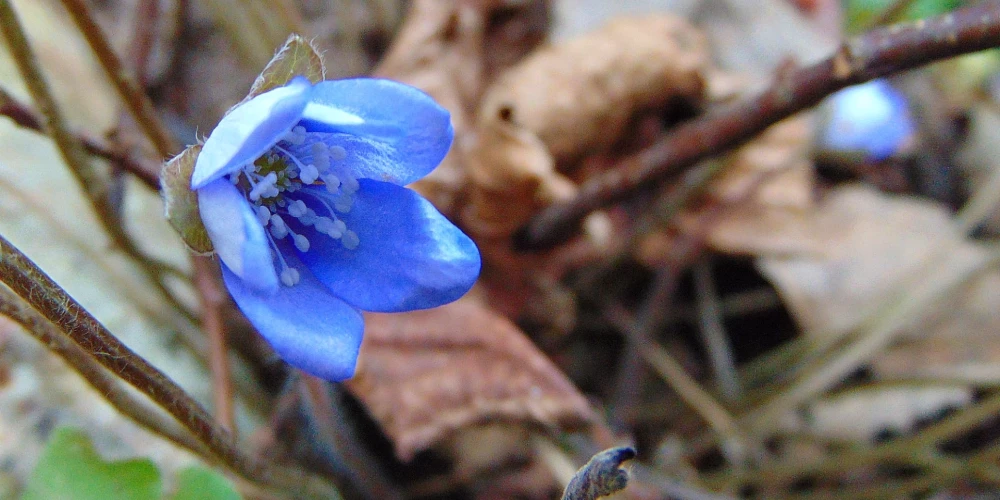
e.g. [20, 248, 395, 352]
[230, 133, 364, 287]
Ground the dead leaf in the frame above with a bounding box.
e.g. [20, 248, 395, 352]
[757, 185, 991, 338]
[344, 296, 595, 461]
[698, 114, 817, 256]
[462, 116, 576, 239]
[477, 14, 709, 165]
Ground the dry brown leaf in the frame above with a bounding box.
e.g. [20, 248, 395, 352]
[462, 116, 576, 239]
[477, 14, 709, 165]
[637, 114, 816, 266]
[757, 185, 991, 338]
[699, 114, 817, 256]
[344, 296, 594, 461]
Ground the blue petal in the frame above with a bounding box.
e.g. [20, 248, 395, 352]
[192, 77, 311, 189]
[295, 180, 480, 312]
[221, 245, 364, 381]
[198, 179, 278, 292]
[297, 78, 453, 185]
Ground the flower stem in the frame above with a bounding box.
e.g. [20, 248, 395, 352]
[0, 233, 340, 498]
[194, 255, 236, 433]
[0, 284, 211, 459]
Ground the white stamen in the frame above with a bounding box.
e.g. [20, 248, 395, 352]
[315, 217, 343, 238]
[298, 208, 317, 225]
[248, 172, 278, 201]
[269, 214, 288, 239]
[255, 205, 271, 226]
[311, 142, 330, 171]
[341, 230, 359, 249]
[283, 125, 306, 145]
[299, 163, 319, 184]
[293, 233, 310, 252]
[280, 267, 300, 286]
[323, 174, 341, 192]
[329, 145, 347, 162]
[288, 199, 308, 217]
[341, 174, 359, 195]
[333, 194, 353, 213]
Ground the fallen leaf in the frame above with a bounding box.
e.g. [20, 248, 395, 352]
[344, 296, 595, 461]
[477, 14, 709, 165]
[757, 185, 990, 337]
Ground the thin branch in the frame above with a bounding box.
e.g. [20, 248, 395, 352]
[517, 3, 1000, 250]
[0, 284, 210, 459]
[0, 234, 338, 498]
[0, 86, 160, 189]
[58, 0, 177, 157]
[693, 259, 741, 403]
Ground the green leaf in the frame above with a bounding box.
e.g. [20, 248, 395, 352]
[22, 427, 161, 500]
[846, 0, 961, 32]
[169, 466, 241, 500]
[247, 34, 326, 98]
[161, 144, 213, 253]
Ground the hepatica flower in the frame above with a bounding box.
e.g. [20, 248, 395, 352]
[190, 76, 480, 380]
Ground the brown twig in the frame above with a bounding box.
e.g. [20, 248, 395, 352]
[0, 234, 338, 498]
[0, 87, 161, 189]
[58, 0, 177, 158]
[517, 3, 1000, 250]
[0, 284, 210, 459]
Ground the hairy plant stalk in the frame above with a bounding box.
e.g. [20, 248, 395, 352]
[0, 285, 210, 459]
[0, 234, 339, 498]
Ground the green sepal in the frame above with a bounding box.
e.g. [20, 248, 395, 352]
[161, 144, 213, 254]
[247, 34, 326, 98]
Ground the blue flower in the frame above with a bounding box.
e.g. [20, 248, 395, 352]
[191, 76, 481, 381]
[819, 79, 916, 161]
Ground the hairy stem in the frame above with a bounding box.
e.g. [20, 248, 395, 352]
[0, 234, 338, 497]
[0, 284, 210, 459]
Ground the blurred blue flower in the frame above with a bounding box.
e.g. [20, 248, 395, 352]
[819, 79, 916, 161]
[192, 76, 481, 380]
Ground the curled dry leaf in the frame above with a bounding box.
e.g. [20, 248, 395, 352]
[463, 115, 576, 239]
[477, 14, 710, 165]
[343, 297, 595, 461]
